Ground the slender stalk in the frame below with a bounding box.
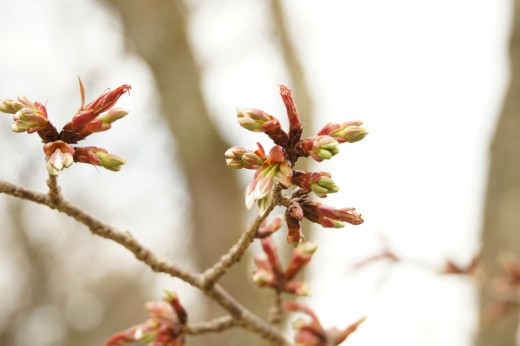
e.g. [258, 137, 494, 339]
[0, 178, 293, 346]
[201, 200, 276, 288]
[184, 316, 239, 334]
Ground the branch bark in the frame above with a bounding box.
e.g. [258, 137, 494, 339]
[0, 178, 293, 346]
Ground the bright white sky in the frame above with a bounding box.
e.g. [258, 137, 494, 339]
[0, 0, 511, 345]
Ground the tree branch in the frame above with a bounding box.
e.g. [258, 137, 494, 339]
[201, 201, 276, 288]
[0, 178, 293, 346]
[184, 316, 240, 335]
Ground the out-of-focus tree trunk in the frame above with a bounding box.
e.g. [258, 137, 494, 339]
[478, 0, 520, 344]
[102, 1, 266, 344]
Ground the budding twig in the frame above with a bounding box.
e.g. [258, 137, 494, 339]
[183, 316, 240, 334]
[0, 178, 293, 346]
[201, 187, 280, 288]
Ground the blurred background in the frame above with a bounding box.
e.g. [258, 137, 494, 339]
[0, 0, 517, 345]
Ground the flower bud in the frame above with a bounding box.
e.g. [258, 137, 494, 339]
[11, 107, 49, 133]
[254, 253, 272, 271]
[236, 107, 281, 132]
[257, 215, 283, 238]
[318, 217, 345, 228]
[73, 146, 126, 172]
[310, 176, 340, 196]
[0, 99, 24, 114]
[298, 135, 340, 162]
[252, 268, 276, 286]
[225, 146, 265, 169]
[98, 107, 129, 124]
[95, 150, 127, 172]
[43, 141, 75, 176]
[285, 241, 318, 280]
[284, 281, 312, 296]
[318, 121, 368, 143]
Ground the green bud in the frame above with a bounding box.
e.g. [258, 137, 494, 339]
[0, 99, 24, 114]
[95, 151, 126, 171]
[98, 107, 129, 124]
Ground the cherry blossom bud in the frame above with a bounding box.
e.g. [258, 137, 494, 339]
[285, 242, 318, 280]
[318, 121, 368, 143]
[43, 141, 75, 176]
[257, 215, 283, 238]
[0, 99, 24, 114]
[11, 107, 49, 133]
[74, 147, 126, 172]
[254, 253, 272, 271]
[225, 146, 265, 169]
[95, 150, 126, 172]
[284, 301, 364, 346]
[97, 107, 129, 124]
[292, 171, 339, 197]
[302, 201, 363, 228]
[163, 289, 188, 325]
[236, 107, 281, 132]
[297, 135, 340, 162]
[261, 237, 284, 277]
[284, 281, 312, 296]
[252, 268, 276, 286]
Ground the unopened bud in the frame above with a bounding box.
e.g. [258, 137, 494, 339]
[300, 242, 318, 255]
[11, 108, 48, 133]
[299, 135, 340, 162]
[252, 269, 276, 286]
[320, 218, 345, 228]
[318, 121, 368, 143]
[95, 150, 126, 172]
[236, 107, 280, 133]
[284, 281, 311, 296]
[310, 176, 339, 196]
[0, 99, 24, 114]
[225, 146, 264, 169]
[98, 107, 129, 124]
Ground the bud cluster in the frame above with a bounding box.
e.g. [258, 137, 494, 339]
[284, 301, 365, 346]
[227, 84, 367, 246]
[0, 78, 130, 175]
[253, 235, 317, 297]
[105, 290, 187, 346]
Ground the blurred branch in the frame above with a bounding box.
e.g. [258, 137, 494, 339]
[0, 177, 293, 346]
[201, 186, 281, 287]
[184, 316, 240, 335]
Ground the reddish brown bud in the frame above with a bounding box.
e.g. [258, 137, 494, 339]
[286, 210, 304, 247]
[261, 237, 283, 277]
[283, 281, 312, 296]
[84, 84, 131, 114]
[257, 215, 283, 238]
[303, 201, 363, 227]
[285, 242, 318, 280]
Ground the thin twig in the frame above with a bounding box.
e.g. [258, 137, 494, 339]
[183, 315, 239, 334]
[201, 188, 282, 288]
[269, 288, 283, 325]
[0, 178, 293, 346]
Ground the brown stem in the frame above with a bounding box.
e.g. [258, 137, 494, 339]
[0, 179, 293, 346]
[184, 316, 240, 335]
[268, 289, 283, 326]
[201, 189, 280, 288]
